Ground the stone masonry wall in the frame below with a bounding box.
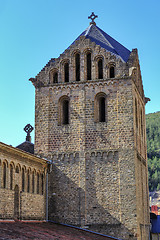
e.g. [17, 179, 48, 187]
[0, 143, 47, 220]
[34, 77, 142, 239]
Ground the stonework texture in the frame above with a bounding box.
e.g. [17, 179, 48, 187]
[0, 142, 47, 220]
[31, 31, 150, 240]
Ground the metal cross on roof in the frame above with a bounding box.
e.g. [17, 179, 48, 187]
[88, 12, 98, 25]
[24, 124, 34, 135]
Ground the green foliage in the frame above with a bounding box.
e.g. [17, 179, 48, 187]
[146, 111, 160, 191]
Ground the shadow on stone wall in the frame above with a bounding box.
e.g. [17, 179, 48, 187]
[48, 163, 137, 240]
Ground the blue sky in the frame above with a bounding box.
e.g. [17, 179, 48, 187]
[0, 0, 159, 146]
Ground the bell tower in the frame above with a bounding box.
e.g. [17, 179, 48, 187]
[30, 14, 150, 240]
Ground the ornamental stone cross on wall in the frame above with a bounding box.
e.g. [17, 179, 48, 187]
[88, 12, 98, 25]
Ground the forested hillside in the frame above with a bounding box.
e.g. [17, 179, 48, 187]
[146, 111, 160, 191]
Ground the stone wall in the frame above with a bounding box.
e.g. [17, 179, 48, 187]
[0, 143, 47, 220]
[33, 33, 150, 239]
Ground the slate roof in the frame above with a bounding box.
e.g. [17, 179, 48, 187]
[70, 24, 131, 63]
[16, 141, 34, 154]
[40, 24, 131, 73]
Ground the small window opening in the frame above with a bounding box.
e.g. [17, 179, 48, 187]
[22, 168, 25, 192]
[135, 99, 138, 129]
[75, 53, 80, 81]
[37, 173, 39, 194]
[98, 59, 103, 79]
[53, 72, 58, 83]
[110, 66, 115, 78]
[62, 100, 69, 124]
[32, 172, 35, 193]
[27, 171, 30, 193]
[10, 165, 13, 190]
[16, 166, 19, 173]
[3, 162, 6, 188]
[41, 174, 44, 195]
[99, 97, 106, 122]
[64, 63, 69, 82]
[87, 52, 91, 80]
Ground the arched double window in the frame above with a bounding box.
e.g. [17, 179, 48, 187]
[58, 96, 70, 125]
[94, 93, 107, 123]
[75, 53, 80, 81]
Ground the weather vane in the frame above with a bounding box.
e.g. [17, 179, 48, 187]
[88, 12, 98, 25]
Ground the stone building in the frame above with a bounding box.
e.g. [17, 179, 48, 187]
[0, 128, 48, 221]
[29, 13, 150, 240]
[0, 14, 150, 240]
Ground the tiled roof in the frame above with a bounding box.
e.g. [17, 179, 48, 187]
[0, 222, 122, 240]
[70, 24, 131, 62]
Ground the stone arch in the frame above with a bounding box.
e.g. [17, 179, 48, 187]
[9, 163, 14, 190]
[94, 92, 107, 123]
[60, 59, 70, 83]
[108, 62, 116, 78]
[49, 68, 58, 84]
[15, 163, 21, 173]
[27, 168, 31, 193]
[32, 169, 36, 194]
[72, 50, 81, 81]
[58, 95, 70, 125]
[36, 171, 40, 194]
[2, 160, 8, 188]
[14, 185, 20, 220]
[84, 48, 92, 80]
[94, 55, 104, 79]
[22, 167, 25, 192]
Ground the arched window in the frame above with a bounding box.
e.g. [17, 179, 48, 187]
[53, 72, 58, 83]
[99, 97, 106, 122]
[15, 166, 19, 173]
[110, 66, 115, 78]
[37, 173, 39, 194]
[3, 162, 7, 188]
[98, 59, 103, 79]
[94, 93, 107, 123]
[32, 172, 35, 193]
[58, 96, 70, 125]
[27, 170, 30, 193]
[10, 165, 13, 190]
[64, 62, 69, 82]
[41, 174, 44, 195]
[141, 109, 143, 138]
[135, 98, 138, 129]
[62, 100, 69, 124]
[75, 53, 80, 81]
[86, 52, 91, 80]
[22, 168, 25, 192]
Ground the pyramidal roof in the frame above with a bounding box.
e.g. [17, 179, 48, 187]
[70, 24, 131, 63]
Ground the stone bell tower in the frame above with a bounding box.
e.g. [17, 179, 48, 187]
[30, 13, 150, 240]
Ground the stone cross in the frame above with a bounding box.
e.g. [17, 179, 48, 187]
[88, 12, 98, 25]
